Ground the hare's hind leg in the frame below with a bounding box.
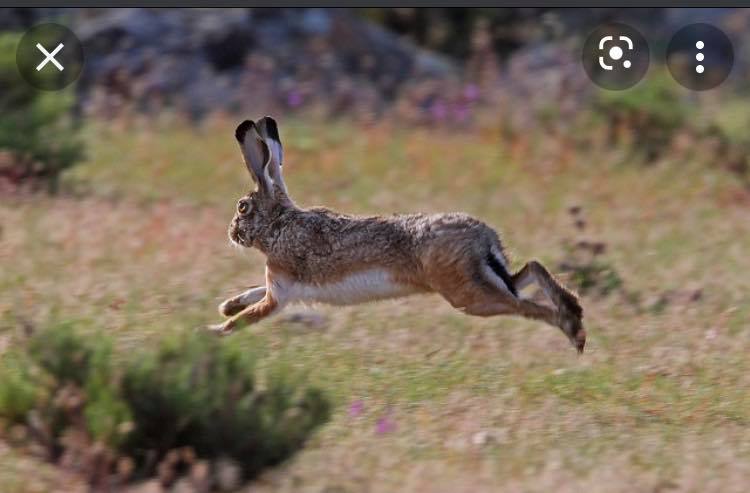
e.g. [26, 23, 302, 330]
[512, 260, 585, 352]
[512, 261, 582, 319]
[219, 286, 267, 317]
[515, 298, 585, 353]
[434, 257, 585, 352]
[458, 291, 585, 353]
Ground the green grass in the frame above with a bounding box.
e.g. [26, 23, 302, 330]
[2, 116, 750, 491]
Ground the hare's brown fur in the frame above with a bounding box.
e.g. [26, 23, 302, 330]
[211, 117, 585, 353]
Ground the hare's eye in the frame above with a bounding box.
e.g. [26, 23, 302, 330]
[238, 201, 249, 214]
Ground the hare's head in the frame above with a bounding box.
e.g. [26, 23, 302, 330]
[229, 117, 291, 249]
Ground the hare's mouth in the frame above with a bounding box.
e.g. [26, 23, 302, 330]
[228, 226, 244, 247]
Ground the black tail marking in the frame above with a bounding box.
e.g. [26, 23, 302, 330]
[486, 253, 518, 297]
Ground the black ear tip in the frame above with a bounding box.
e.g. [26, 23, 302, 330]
[235, 120, 255, 143]
[263, 116, 280, 141]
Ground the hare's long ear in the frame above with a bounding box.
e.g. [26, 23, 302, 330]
[235, 120, 272, 195]
[255, 116, 287, 195]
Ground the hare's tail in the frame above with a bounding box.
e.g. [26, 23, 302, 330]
[486, 250, 518, 297]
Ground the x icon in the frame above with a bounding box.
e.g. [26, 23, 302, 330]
[36, 42, 65, 72]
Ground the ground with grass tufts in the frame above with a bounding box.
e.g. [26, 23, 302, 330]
[1, 115, 750, 492]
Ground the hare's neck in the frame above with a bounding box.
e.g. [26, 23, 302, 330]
[255, 204, 298, 254]
[274, 188, 296, 208]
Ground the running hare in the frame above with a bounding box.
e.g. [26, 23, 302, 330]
[212, 117, 585, 353]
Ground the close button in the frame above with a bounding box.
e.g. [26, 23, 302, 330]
[16, 23, 84, 91]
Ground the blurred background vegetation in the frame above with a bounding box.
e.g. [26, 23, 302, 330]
[0, 32, 82, 192]
[1, 7, 750, 493]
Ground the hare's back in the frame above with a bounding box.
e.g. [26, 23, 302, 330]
[266, 209, 425, 284]
[416, 212, 510, 265]
[267, 209, 508, 288]
[325, 211, 504, 266]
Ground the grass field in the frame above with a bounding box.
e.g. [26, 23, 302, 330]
[1, 115, 750, 492]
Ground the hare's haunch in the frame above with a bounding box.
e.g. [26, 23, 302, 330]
[211, 117, 585, 353]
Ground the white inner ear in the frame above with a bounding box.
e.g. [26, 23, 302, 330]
[263, 162, 274, 187]
[268, 140, 283, 167]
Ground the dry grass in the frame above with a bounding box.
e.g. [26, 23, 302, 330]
[1, 116, 750, 492]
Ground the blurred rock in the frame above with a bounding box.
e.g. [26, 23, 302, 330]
[471, 428, 508, 447]
[214, 457, 242, 492]
[279, 309, 328, 330]
[125, 479, 163, 493]
[3, 7, 748, 121]
[20, 8, 453, 119]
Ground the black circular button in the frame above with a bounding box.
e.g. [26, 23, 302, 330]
[16, 23, 84, 91]
[583, 23, 649, 91]
[667, 23, 733, 91]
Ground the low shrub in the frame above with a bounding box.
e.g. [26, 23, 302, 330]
[558, 208, 706, 314]
[558, 207, 625, 299]
[0, 324, 330, 490]
[592, 72, 690, 163]
[698, 115, 750, 188]
[0, 33, 84, 192]
[120, 332, 331, 480]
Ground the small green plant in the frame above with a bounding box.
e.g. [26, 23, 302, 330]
[593, 72, 690, 162]
[0, 324, 330, 489]
[697, 118, 750, 188]
[0, 33, 83, 191]
[27, 322, 105, 386]
[0, 352, 40, 425]
[558, 207, 625, 299]
[121, 332, 331, 479]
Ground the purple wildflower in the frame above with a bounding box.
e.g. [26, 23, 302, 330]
[348, 400, 365, 417]
[375, 413, 396, 434]
[287, 90, 303, 108]
[453, 103, 470, 123]
[430, 101, 447, 122]
[463, 83, 480, 102]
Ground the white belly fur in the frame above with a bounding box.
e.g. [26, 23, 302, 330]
[275, 269, 419, 306]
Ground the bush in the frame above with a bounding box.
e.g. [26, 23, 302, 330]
[0, 352, 40, 425]
[699, 105, 750, 187]
[0, 33, 83, 191]
[557, 207, 625, 299]
[121, 332, 331, 479]
[0, 324, 330, 489]
[592, 72, 690, 162]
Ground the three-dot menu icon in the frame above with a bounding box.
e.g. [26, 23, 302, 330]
[695, 40, 705, 74]
[667, 23, 733, 91]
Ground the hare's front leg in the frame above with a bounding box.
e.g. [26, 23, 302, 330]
[219, 286, 267, 317]
[210, 291, 282, 335]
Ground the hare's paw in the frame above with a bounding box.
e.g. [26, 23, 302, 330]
[219, 298, 246, 318]
[558, 305, 586, 354]
[219, 287, 267, 317]
[206, 321, 235, 336]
